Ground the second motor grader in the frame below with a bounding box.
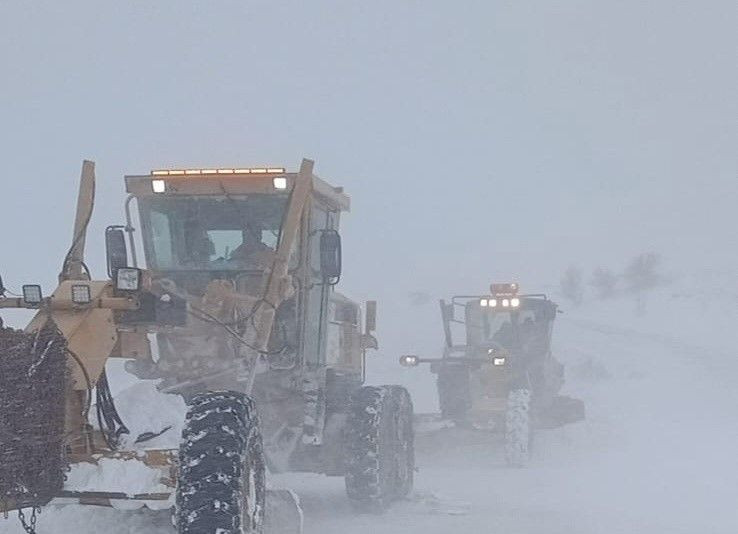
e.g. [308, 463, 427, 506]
[0, 159, 414, 534]
[400, 283, 584, 466]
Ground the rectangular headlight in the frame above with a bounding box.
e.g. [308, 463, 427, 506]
[493, 357, 506, 366]
[71, 284, 92, 304]
[22, 284, 43, 305]
[116, 268, 141, 291]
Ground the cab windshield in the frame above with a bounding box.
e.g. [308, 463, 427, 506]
[464, 301, 549, 354]
[138, 194, 288, 271]
[481, 309, 537, 348]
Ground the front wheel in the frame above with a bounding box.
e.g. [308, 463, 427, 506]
[505, 388, 532, 468]
[345, 385, 415, 511]
[176, 391, 266, 534]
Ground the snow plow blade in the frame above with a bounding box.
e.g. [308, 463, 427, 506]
[537, 396, 585, 429]
[265, 489, 303, 534]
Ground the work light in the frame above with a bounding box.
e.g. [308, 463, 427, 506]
[399, 355, 420, 367]
[22, 285, 43, 305]
[71, 284, 92, 304]
[116, 268, 141, 291]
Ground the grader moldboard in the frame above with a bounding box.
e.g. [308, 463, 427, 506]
[400, 283, 584, 467]
[0, 159, 415, 534]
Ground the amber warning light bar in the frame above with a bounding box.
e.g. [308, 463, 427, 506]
[151, 167, 285, 176]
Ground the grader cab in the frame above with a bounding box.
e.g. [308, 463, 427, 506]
[0, 159, 414, 533]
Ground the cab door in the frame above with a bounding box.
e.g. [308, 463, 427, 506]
[300, 201, 338, 367]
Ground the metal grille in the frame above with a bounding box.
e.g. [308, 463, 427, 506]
[0, 320, 67, 510]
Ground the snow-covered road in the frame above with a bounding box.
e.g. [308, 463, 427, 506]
[1, 307, 736, 534]
[285, 316, 738, 534]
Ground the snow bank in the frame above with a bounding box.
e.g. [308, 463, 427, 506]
[65, 458, 168, 495]
[91, 375, 187, 451]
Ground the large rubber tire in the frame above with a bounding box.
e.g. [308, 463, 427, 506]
[345, 385, 415, 511]
[505, 388, 532, 468]
[436, 364, 471, 423]
[176, 391, 266, 534]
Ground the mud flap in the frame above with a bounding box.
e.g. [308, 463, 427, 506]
[265, 489, 303, 534]
[537, 395, 585, 429]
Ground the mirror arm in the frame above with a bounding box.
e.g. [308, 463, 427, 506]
[124, 194, 138, 267]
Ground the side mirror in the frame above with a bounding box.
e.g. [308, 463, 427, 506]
[440, 301, 455, 322]
[365, 300, 377, 333]
[106, 226, 129, 278]
[360, 300, 379, 351]
[320, 229, 342, 284]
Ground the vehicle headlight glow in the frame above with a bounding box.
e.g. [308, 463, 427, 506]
[116, 268, 141, 291]
[273, 177, 288, 190]
[511, 297, 520, 307]
[502, 298, 510, 307]
[493, 357, 506, 366]
[489, 299, 497, 307]
[400, 355, 420, 367]
[480, 299, 488, 307]
[151, 179, 166, 193]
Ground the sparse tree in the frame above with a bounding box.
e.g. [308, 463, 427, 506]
[623, 252, 664, 314]
[590, 267, 618, 299]
[560, 266, 584, 306]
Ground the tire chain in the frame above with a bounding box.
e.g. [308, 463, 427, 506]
[18, 507, 39, 534]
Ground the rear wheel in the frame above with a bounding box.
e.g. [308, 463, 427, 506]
[176, 391, 266, 534]
[345, 385, 415, 511]
[505, 388, 532, 467]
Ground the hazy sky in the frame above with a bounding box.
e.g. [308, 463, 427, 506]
[1, 1, 735, 353]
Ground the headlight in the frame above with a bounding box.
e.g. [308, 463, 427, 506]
[71, 284, 91, 304]
[22, 285, 43, 305]
[116, 268, 141, 291]
[399, 355, 420, 367]
[151, 179, 166, 193]
[480, 299, 488, 307]
[511, 297, 520, 307]
[272, 177, 288, 190]
[502, 298, 510, 307]
[493, 357, 506, 366]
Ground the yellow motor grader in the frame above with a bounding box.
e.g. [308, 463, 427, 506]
[0, 159, 415, 533]
[400, 283, 584, 467]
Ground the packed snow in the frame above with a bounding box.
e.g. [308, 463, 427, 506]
[65, 458, 168, 496]
[92, 378, 187, 451]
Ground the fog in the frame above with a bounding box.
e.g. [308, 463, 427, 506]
[1, 2, 736, 533]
